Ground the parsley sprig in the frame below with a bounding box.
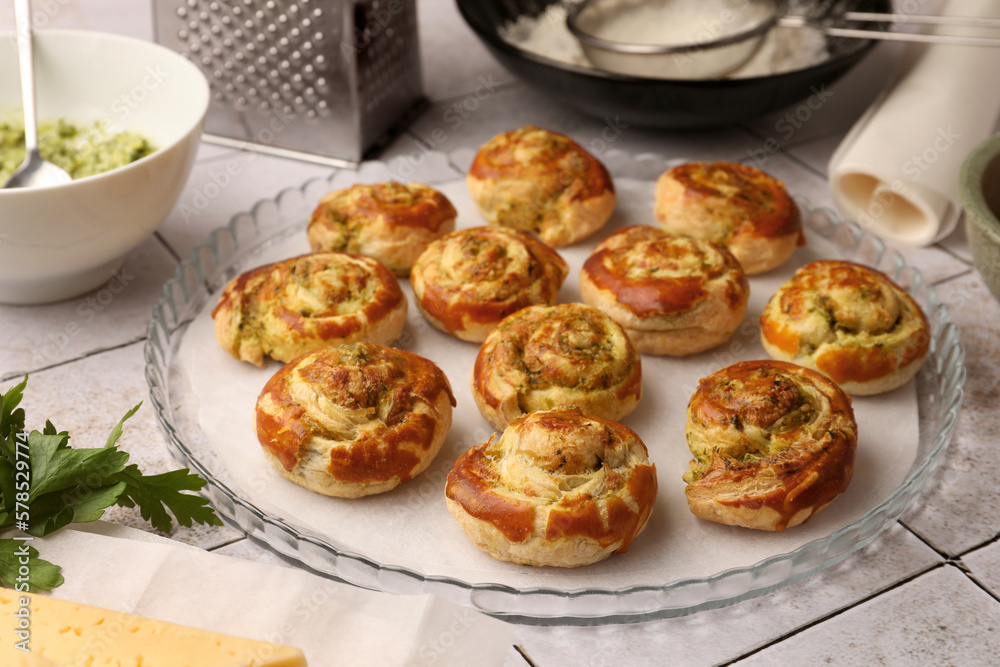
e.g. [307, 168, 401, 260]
[0, 376, 223, 590]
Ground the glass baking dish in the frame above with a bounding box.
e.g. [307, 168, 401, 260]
[144, 150, 964, 623]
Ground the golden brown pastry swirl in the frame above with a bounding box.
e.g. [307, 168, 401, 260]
[212, 253, 407, 366]
[654, 161, 804, 274]
[445, 406, 658, 567]
[410, 226, 568, 342]
[466, 125, 616, 247]
[759, 260, 930, 395]
[684, 360, 858, 531]
[307, 181, 457, 276]
[580, 225, 749, 355]
[255, 342, 456, 498]
[471, 303, 642, 430]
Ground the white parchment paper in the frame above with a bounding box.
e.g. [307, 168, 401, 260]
[37, 524, 515, 666]
[829, 0, 1000, 245]
[177, 178, 919, 591]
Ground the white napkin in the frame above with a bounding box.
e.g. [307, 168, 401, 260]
[829, 0, 1000, 245]
[32, 524, 516, 666]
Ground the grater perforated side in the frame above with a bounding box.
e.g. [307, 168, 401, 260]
[152, 0, 424, 165]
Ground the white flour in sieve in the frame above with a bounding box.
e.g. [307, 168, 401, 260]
[499, 1, 829, 79]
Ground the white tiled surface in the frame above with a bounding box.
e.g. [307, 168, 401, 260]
[416, 0, 518, 100]
[964, 540, 1000, 596]
[12, 342, 243, 549]
[737, 566, 1000, 666]
[3, 2, 1000, 666]
[509, 524, 942, 667]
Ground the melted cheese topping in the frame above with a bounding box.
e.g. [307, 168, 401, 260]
[467, 125, 615, 246]
[472, 303, 642, 427]
[308, 181, 456, 254]
[583, 225, 748, 318]
[445, 407, 657, 566]
[255, 342, 455, 496]
[760, 260, 930, 388]
[657, 161, 802, 243]
[683, 360, 858, 531]
[212, 252, 406, 365]
[411, 226, 568, 341]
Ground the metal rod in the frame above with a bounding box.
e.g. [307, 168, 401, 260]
[14, 0, 38, 158]
[778, 19, 1000, 47]
[841, 12, 1000, 29]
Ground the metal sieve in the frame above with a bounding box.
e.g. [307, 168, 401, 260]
[567, 0, 1000, 80]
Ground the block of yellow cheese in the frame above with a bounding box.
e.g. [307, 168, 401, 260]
[0, 590, 307, 666]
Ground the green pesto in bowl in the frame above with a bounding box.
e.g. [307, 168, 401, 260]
[0, 119, 156, 182]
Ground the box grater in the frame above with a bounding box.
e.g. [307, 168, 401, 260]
[152, 0, 424, 166]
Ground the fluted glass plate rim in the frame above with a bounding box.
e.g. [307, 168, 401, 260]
[144, 150, 965, 623]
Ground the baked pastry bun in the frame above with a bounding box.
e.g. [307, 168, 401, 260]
[466, 125, 616, 247]
[255, 342, 456, 498]
[580, 225, 749, 355]
[472, 303, 642, 430]
[759, 260, 930, 396]
[684, 360, 858, 531]
[307, 181, 457, 276]
[212, 252, 407, 366]
[410, 226, 568, 342]
[446, 406, 657, 567]
[654, 161, 804, 275]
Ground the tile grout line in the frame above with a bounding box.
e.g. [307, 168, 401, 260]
[736, 122, 850, 156]
[953, 562, 1000, 606]
[206, 535, 249, 553]
[718, 561, 947, 666]
[729, 128, 831, 185]
[424, 79, 522, 107]
[955, 531, 1000, 560]
[154, 231, 183, 264]
[193, 147, 243, 165]
[779, 147, 828, 181]
[934, 243, 974, 268]
[898, 520, 954, 561]
[929, 268, 974, 288]
[0, 335, 148, 385]
[512, 644, 537, 667]
[405, 128, 433, 150]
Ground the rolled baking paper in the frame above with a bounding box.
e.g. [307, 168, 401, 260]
[828, 0, 1000, 245]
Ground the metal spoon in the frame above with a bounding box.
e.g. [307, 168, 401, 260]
[3, 0, 72, 189]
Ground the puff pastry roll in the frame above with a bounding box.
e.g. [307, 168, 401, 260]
[466, 125, 616, 247]
[212, 252, 407, 366]
[684, 360, 858, 531]
[255, 342, 456, 498]
[580, 225, 749, 355]
[307, 181, 457, 276]
[654, 161, 804, 275]
[472, 303, 642, 430]
[446, 406, 657, 567]
[759, 260, 930, 395]
[410, 226, 568, 342]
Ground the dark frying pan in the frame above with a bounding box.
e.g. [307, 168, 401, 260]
[455, 0, 890, 128]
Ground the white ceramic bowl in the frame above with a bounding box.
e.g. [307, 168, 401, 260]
[0, 29, 209, 304]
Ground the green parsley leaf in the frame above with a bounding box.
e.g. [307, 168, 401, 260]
[116, 465, 223, 534]
[28, 430, 130, 501]
[0, 376, 223, 590]
[105, 403, 141, 449]
[0, 375, 27, 463]
[0, 539, 63, 591]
